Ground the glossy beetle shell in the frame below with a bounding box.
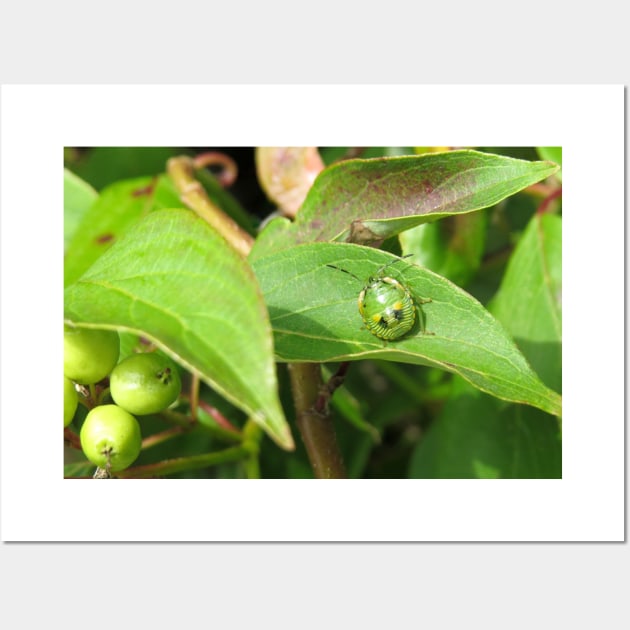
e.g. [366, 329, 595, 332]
[358, 276, 416, 340]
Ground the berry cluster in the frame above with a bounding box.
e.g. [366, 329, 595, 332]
[64, 325, 181, 475]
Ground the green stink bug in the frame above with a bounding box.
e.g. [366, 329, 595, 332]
[327, 255, 432, 341]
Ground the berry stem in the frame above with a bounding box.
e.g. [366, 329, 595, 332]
[197, 400, 242, 435]
[159, 408, 242, 443]
[189, 372, 200, 421]
[116, 445, 251, 478]
[63, 428, 82, 449]
[141, 426, 186, 449]
[241, 419, 263, 479]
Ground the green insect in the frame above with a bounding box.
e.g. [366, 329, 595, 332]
[327, 255, 432, 341]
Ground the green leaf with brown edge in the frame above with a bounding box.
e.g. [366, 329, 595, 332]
[252, 242, 561, 417]
[64, 208, 293, 450]
[536, 147, 562, 181]
[250, 150, 559, 258]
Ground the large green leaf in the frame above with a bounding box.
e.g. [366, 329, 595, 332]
[409, 212, 562, 478]
[408, 376, 561, 478]
[64, 175, 182, 287]
[489, 213, 562, 392]
[251, 150, 559, 258]
[252, 243, 561, 416]
[64, 208, 292, 450]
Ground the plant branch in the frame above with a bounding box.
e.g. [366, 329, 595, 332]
[241, 419, 263, 479]
[537, 185, 562, 215]
[167, 156, 253, 257]
[197, 400, 243, 436]
[189, 372, 200, 421]
[288, 363, 346, 479]
[159, 408, 242, 443]
[141, 426, 186, 449]
[64, 428, 81, 449]
[116, 445, 250, 478]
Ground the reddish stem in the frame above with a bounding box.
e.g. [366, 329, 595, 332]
[193, 151, 238, 188]
[141, 426, 185, 449]
[64, 428, 82, 449]
[197, 400, 242, 434]
[537, 185, 562, 215]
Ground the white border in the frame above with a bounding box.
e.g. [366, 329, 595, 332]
[0, 85, 624, 541]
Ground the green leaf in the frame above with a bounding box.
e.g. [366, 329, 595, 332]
[64, 174, 189, 288]
[399, 210, 488, 287]
[408, 376, 561, 478]
[64, 208, 292, 450]
[65, 176, 166, 287]
[65, 147, 190, 190]
[322, 366, 380, 443]
[489, 213, 562, 393]
[409, 212, 562, 478]
[536, 147, 562, 181]
[64, 169, 98, 250]
[252, 242, 561, 417]
[251, 150, 559, 258]
[64, 460, 94, 478]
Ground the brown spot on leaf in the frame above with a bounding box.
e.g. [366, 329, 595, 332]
[132, 179, 156, 197]
[95, 233, 114, 244]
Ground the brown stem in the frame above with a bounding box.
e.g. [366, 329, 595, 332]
[315, 362, 350, 413]
[64, 428, 81, 449]
[288, 363, 346, 479]
[167, 156, 253, 257]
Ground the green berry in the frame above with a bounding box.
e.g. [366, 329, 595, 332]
[64, 325, 120, 384]
[110, 352, 181, 415]
[80, 404, 142, 472]
[64, 376, 78, 427]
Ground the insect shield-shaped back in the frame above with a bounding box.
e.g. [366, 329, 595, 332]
[358, 275, 416, 340]
[326, 255, 426, 341]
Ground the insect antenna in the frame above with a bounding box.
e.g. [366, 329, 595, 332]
[326, 264, 361, 282]
[375, 253, 414, 275]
